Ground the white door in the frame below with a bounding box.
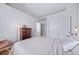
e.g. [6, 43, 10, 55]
[47, 16, 70, 40]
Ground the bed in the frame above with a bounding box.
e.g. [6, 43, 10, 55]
[9, 37, 64, 55]
[9, 36, 79, 55]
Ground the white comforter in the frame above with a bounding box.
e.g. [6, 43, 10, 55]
[9, 37, 63, 55]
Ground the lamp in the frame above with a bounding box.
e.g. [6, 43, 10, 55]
[74, 26, 78, 32]
[74, 26, 79, 36]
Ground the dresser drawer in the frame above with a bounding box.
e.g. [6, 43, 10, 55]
[20, 27, 31, 40]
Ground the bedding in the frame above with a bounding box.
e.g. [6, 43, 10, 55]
[9, 37, 79, 55]
[63, 41, 79, 52]
[63, 37, 79, 55]
[63, 39, 79, 55]
[9, 37, 63, 55]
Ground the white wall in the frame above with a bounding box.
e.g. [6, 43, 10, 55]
[77, 4, 79, 26]
[0, 4, 37, 42]
[39, 3, 77, 41]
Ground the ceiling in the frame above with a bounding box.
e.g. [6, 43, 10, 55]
[7, 3, 66, 18]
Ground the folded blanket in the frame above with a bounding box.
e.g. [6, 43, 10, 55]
[63, 41, 79, 52]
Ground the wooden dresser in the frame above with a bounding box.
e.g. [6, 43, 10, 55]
[20, 26, 31, 40]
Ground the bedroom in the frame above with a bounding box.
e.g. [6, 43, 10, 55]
[0, 3, 79, 55]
